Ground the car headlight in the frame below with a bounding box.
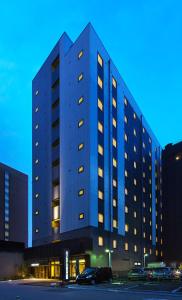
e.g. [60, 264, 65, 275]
[86, 275, 93, 279]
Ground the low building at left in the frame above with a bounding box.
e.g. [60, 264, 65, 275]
[0, 162, 28, 279]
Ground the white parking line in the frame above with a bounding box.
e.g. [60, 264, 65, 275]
[124, 284, 139, 290]
[171, 286, 182, 293]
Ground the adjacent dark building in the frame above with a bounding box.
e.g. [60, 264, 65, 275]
[0, 162, 28, 246]
[163, 142, 182, 264]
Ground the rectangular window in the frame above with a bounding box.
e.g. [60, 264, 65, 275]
[98, 144, 104, 155]
[112, 97, 117, 108]
[98, 190, 103, 200]
[78, 119, 84, 128]
[125, 224, 129, 232]
[112, 138, 117, 148]
[97, 53, 103, 67]
[112, 77, 117, 88]
[113, 158, 117, 168]
[125, 206, 128, 213]
[78, 96, 84, 105]
[98, 98, 103, 111]
[134, 228, 137, 235]
[98, 167, 103, 178]
[79, 213, 84, 220]
[78, 166, 84, 173]
[112, 118, 117, 128]
[78, 73, 83, 81]
[113, 240, 117, 249]
[98, 121, 103, 133]
[134, 245, 138, 253]
[78, 50, 83, 59]
[98, 236, 103, 246]
[125, 243, 129, 251]
[113, 219, 117, 228]
[78, 189, 84, 196]
[98, 213, 104, 223]
[78, 143, 84, 151]
[113, 199, 117, 207]
[98, 76, 103, 89]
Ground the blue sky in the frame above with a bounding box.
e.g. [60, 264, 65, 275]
[0, 0, 181, 244]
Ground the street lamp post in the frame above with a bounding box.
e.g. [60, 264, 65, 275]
[144, 253, 149, 268]
[105, 249, 114, 268]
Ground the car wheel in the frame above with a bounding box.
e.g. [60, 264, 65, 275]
[91, 279, 95, 285]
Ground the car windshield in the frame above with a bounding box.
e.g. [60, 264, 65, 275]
[130, 269, 143, 273]
[81, 268, 97, 275]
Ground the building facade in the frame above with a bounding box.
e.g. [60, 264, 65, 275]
[163, 142, 182, 264]
[0, 163, 28, 246]
[31, 23, 162, 278]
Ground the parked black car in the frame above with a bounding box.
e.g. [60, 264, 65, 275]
[76, 267, 112, 284]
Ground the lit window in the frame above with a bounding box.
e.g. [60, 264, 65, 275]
[143, 216, 146, 223]
[35, 159, 39, 164]
[134, 146, 137, 152]
[35, 107, 39, 112]
[98, 236, 103, 246]
[144, 247, 146, 254]
[98, 98, 103, 111]
[143, 187, 146, 193]
[78, 119, 84, 128]
[125, 243, 129, 251]
[133, 129, 136, 136]
[78, 50, 83, 59]
[98, 121, 103, 133]
[35, 228, 39, 233]
[98, 167, 103, 178]
[134, 245, 138, 253]
[143, 172, 146, 178]
[134, 228, 137, 235]
[143, 202, 146, 208]
[113, 138, 117, 148]
[125, 188, 128, 195]
[35, 142, 39, 147]
[79, 213, 84, 220]
[98, 76, 103, 89]
[113, 240, 117, 249]
[125, 224, 129, 232]
[35, 210, 39, 215]
[113, 198, 117, 207]
[78, 189, 84, 196]
[143, 157, 145, 163]
[125, 152, 128, 160]
[156, 250, 158, 256]
[113, 179, 117, 187]
[124, 116, 128, 123]
[98, 53, 103, 67]
[150, 249, 152, 255]
[78, 96, 84, 105]
[124, 134, 128, 142]
[112, 77, 117, 88]
[78, 143, 84, 151]
[112, 97, 117, 108]
[134, 211, 137, 218]
[149, 151, 151, 157]
[98, 213, 104, 223]
[113, 219, 117, 228]
[98, 190, 103, 200]
[35, 124, 39, 130]
[143, 142, 146, 149]
[35, 176, 39, 181]
[98, 144, 104, 155]
[143, 127, 145, 133]
[78, 166, 84, 173]
[113, 158, 117, 168]
[134, 179, 137, 186]
[149, 137, 152, 144]
[112, 118, 117, 128]
[134, 195, 137, 202]
[124, 97, 128, 106]
[78, 73, 83, 81]
[125, 206, 128, 213]
[149, 235, 152, 240]
[143, 232, 146, 238]
[35, 90, 39, 96]
[125, 170, 128, 177]
[133, 112, 136, 119]
[134, 161, 137, 169]
[35, 193, 39, 198]
[176, 155, 180, 161]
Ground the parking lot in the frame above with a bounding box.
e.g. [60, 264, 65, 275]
[0, 279, 182, 299]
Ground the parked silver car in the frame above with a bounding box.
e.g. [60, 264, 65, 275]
[128, 268, 147, 280]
